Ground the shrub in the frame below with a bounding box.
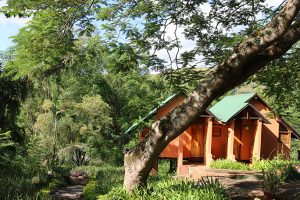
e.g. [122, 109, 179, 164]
[290, 138, 300, 161]
[81, 165, 124, 199]
[283, 164, 300, 181]
[260, 168, 285, 194]
[95, 166, 124, 195]
[51, 164, 72, 183]
[210, 159, 249, 170]
[38, 188, 51, 199]
[0, 169, 51, 200]
[48, 178, 64, 191]
[250, 155, 297, 172]
[74, 165, 103, 179]
[83, 180, 99, 200]
[72, 148, 90, 166]
[102, 177, 230, 200]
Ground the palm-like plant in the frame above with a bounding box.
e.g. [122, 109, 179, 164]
[72, 148, 90, 166]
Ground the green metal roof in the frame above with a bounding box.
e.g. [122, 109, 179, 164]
[125, 92, 270, 134]
[125, 92, 186, 134]
[209, 93, 256, 123]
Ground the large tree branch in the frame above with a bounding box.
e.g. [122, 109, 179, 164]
[225, 0, 300, 68]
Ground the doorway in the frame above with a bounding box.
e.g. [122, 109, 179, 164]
[190, 124, 204, 162]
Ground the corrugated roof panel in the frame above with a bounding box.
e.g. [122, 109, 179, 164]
[209, 93, 256, 123]
[125, 92, 185, 134]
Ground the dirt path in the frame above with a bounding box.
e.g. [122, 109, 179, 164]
[53, 173, 88, 200]
[53, 185, 85, 200]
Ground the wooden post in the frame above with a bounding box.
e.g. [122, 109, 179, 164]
[252, 120, 262, 160]
[177, 135, 183, 174]
[227, 120, 236, 161]
[205, 117, 213, 166]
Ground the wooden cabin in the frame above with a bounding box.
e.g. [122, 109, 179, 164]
[126, 92, 300, 176]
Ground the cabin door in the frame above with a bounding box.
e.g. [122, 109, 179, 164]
[191, 124, 204, 160]
[234, 121, 242, 160]
[234, 120, 253, 161]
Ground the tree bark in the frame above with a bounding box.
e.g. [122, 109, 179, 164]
[124, 0, 300, 191]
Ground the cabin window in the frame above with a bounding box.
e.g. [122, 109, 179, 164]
[213, 127, 221, 137]
[279, 123, 288, 132]
[280, 132, 289, 144]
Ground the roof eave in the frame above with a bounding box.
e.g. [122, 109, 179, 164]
[223, 104, 270, 124]
[278, 118, 300, 139]
[205, 109, 221, 121]
[124, 91, 186, 134]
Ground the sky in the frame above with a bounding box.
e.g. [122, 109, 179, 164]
[0, 0, 30, 51]
[0, 0, 284, 56]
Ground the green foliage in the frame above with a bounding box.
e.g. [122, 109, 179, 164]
[81, 165, 124, 199]
[0, 132, 17, 168]
[84, 180, 99, 200]
[250, 155, 296, 172]
[6, 9, 75, 79]
[48, 178, 64, 191]
[251, 156, 300, 181]
[75, 95, 112, 137]
[103, 177, 229, 200]
[0, 57, 27, 144]
[52, 165, 72, 182]
[253, 43, 300, 130]
[80, 163, 229, 199]
[74, 165, 104, 179]
[290, 138, 300, 161]
[211, 157, 299, 177]
[0, 163, 52, 200]
[260, 168, 285, 194]
[72, 148, 91, 166]
[283, 164, 300, 181]
[0, 171, 38, 199]
[210, 159, 249, 171]
[95, 166, 124, 195]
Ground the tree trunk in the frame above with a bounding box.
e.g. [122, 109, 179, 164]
[124, 0, 300, 191]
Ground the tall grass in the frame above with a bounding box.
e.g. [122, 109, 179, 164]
[250, 155, 298, 171]
[210, 156, 299, 172]
[80, 164, 124, 200]
[210, 159, 249, 170]
[82, 160, 229, 200]
[102, 177, 230, 200]
[0, 170, 50, 200]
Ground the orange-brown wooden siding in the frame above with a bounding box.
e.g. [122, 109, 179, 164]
[250, 98, 289, 159]
[211, 123, 227, 159]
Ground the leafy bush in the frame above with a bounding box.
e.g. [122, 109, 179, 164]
[283, 164, 300, 181]
[95, 165, 124, 195]
[52, 164, 72, 178]
[83, 180, 99, 200]
[290, 138, 300, 161]
[251, 156, 290, 171]
[102, 177, 230, 200]
[82, 165, 124, 199]
[0, 170, 50, 200]
[210, 159, 249, 170]
[74, 165, 102, 179]
[48, 178, 64, 191]
[260, 168, 285, 194]
[250, 155, 298, 172]
[72, 148, 90, 166]
[82, 161, 230, 199]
